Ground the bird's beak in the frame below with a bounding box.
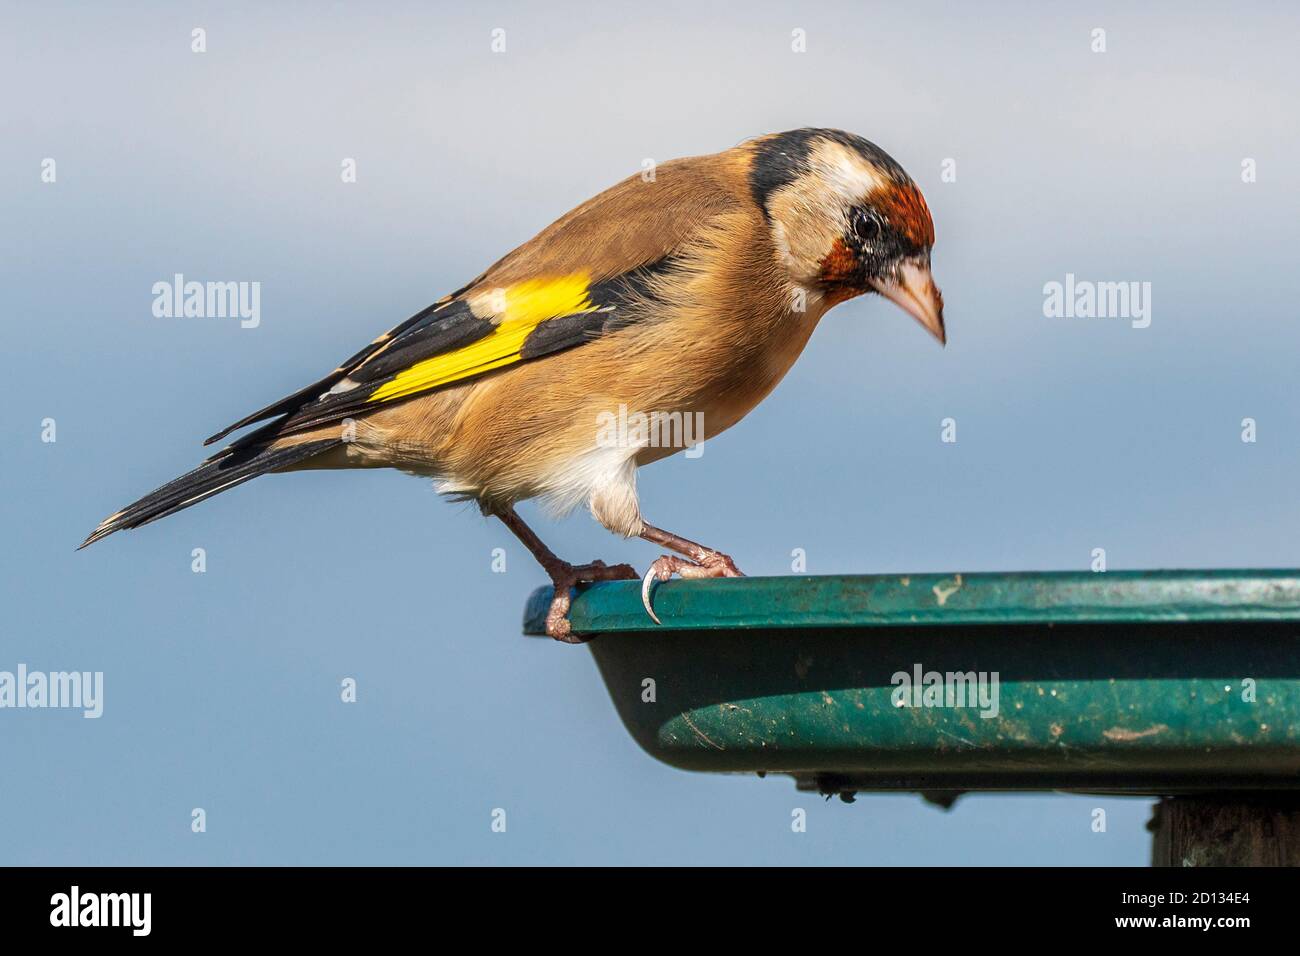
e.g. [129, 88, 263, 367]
[871, 258, 946, 345]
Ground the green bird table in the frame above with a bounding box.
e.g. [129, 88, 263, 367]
[525, 570, 1300, 866]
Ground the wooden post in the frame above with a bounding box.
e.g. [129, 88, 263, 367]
[1150, 796, 1300, 866]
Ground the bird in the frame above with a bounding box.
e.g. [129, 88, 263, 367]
[81, 128, 944, 641]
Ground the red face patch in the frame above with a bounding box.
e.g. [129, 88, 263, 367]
[816, 238, 866, 305]
[875, 182, 935, 250]
[818, 238, 858, 284]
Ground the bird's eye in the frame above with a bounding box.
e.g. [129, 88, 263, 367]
[852, 210, 882, 244]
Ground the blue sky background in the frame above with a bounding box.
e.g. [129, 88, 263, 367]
[3, 1, 1298, 864]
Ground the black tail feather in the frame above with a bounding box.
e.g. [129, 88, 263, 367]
[80, 438, 341, 549]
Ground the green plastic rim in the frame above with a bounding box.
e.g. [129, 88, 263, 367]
[523, 570, 1300, 637]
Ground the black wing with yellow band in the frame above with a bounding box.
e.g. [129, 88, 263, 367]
[206, 266, 663, 446]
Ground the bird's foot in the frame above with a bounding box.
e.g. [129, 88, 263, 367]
[641, 551, 744, 625]
[545, 560, 638, 643]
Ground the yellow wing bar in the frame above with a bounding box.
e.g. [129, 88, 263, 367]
[367, 273, 599, 403]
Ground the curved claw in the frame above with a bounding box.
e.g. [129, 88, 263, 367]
[641, 565, 663, 626]
[639, 552, 744, 626]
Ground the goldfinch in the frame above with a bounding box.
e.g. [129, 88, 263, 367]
[82, 128, 944, 641]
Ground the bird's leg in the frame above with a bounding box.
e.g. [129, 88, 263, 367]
[489, 503, 637, 643]
[637, 522, 744, 624]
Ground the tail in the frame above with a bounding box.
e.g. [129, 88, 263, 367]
[79, 437, 342, 549]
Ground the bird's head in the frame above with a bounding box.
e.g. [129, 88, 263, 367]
[749, 128, 945, 344]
